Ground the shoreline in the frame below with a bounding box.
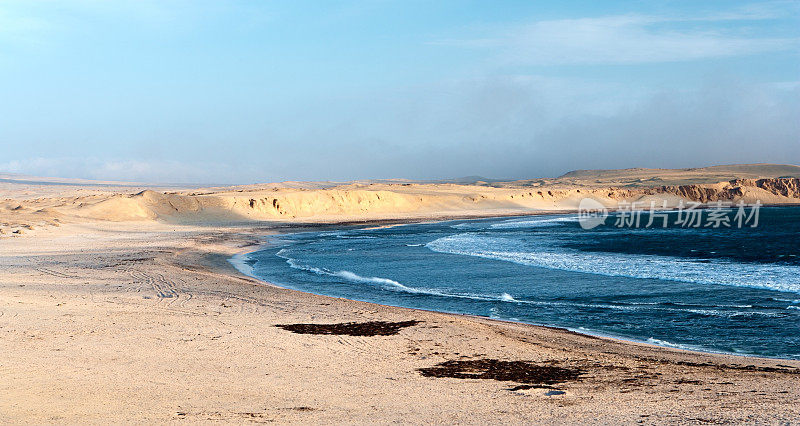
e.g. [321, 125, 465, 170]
[225, 218, 800, 364]
[3, 219, 800, 423]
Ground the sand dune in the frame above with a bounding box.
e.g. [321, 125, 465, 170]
[2, 164, 800, 237]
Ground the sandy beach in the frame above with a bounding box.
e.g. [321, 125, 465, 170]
[5, 0, 799, 421]
[2, 166, 800, 423]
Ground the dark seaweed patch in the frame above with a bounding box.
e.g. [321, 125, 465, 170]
[275, 320, 420, 336]
[419, 359, 582, 385]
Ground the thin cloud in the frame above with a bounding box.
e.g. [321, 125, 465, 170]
[434, 10, 798, 65]
[4, 77, 797, 183]
[0, 157, 254, 185]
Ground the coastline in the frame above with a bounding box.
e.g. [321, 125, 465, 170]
[212, 223, 799, 371]
[3, 168, 800, 423]
[225, 217, 800, 363]
[2, 219, 799, 423]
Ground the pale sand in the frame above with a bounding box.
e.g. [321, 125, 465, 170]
[3, 164, 799, 233]
[2, 164, 800, 423]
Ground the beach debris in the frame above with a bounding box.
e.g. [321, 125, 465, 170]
[506, 384, 537, 391]
[418, 359, 582, 385]
[275, 320, 421, 336]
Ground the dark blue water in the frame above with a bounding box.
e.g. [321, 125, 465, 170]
[239, 206, 800, 359]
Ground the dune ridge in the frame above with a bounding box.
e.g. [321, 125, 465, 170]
[105, 177, 800, 223]
[2, 164, 800, 236]
[37, 177, 800, 222]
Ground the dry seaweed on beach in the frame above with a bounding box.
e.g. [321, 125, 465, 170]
[275, 320, 421, 336]
[418, 359, 583, 385]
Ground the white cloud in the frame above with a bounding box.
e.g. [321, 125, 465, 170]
[435, 11, 798, 65]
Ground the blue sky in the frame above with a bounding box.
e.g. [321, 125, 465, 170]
[1, 0, 798, 183]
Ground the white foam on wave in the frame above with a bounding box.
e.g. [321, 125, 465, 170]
[318, 231, 344, 237]
[490, 216, 579, 229]
[685, 309, 785, 318]
[645, 337, 713, 352]
[228, 252, 257, 278]
[643, 337, 755, 357]
[331, 270, 422, 293]
[274, 249, 785, 317]
[276, 249, 523, 302]
[277, 249, 416, 290]
[425, 233, 800, 294]
[499, 292, 516, 302]
[450, 222, 479, 230]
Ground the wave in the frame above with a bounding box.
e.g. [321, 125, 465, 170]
[273, 250, 790, 318]
[277, 249, 638, 307]
[771, 298, 800, 303]
[276, 249, 419, 293]
[426, 233, 800, 294]
[490, 216, 579, 229]
[317, 231, 378, 239]
[645, 337, 714, 353]
[228, 253, 258, 278]
[450, 222, 480, 230]
[642, 337, 754, 357]
[685, 309, 785, 318]
[276, 249, 513, 301]
[509, 299, 785, 317]
[499, 292, 516, 302]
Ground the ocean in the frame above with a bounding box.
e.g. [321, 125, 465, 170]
[237, 206, 800, 360]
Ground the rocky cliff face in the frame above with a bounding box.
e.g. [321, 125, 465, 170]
[652, 178, 800, 203]
[737, 178, 800, 198]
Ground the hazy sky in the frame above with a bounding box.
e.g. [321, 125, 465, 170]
[1, 0, 798, 184]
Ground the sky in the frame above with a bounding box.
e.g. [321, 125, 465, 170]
[0, 0, 798, 184]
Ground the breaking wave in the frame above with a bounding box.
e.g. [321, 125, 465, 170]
[425, 233, 800, 294]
